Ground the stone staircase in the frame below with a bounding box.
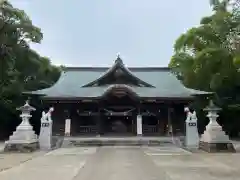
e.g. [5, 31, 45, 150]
[61, 136, 175, 148]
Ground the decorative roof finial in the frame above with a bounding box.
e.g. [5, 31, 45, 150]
[115, 52, 123, 64]
[116, 52, 120, 59]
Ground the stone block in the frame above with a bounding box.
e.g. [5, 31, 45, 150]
[4, 142, 39, 153]
[39, 121, 52, 150]
[199, 141, 235, 153]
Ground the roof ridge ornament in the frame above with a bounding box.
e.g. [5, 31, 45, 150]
[115, 52, 123, 64]
[116, 52, 120, 58]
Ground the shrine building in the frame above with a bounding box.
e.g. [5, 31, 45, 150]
[27, 55, 210, 136]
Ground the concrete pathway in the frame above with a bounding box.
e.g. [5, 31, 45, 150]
[0, 146, 240, 180]
[0, 151, 44, 172]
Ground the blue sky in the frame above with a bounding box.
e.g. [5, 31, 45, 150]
[10, 0, 212, 67]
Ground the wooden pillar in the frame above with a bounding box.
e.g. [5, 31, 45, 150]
[131, 118, 134, 134]
[97, 103, 102, 135]
[157, 118, 160, 134]
[167, 107, 173, 136]
[97, 114, 102, 135]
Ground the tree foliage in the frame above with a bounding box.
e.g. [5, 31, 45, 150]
[0, 0, 61, 138]
[169, 0, 240, 136]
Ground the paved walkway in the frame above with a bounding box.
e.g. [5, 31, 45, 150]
[0, 152, 43, 172]
[0, 146, 240, 180]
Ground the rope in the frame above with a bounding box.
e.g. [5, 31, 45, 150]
[103, 108, 136, 115]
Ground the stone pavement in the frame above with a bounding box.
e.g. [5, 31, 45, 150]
[0, 145, 240, 180]
[0, 151, 44, 172]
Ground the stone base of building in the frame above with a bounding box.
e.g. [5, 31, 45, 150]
[199, 141, 235, 153]
[61, 136, 174, 147]
[4, 142, 39, 153]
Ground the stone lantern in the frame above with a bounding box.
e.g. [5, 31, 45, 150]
[203, 100, 222, 131]
[4, 101, 39, 152]
[199, 100, 235, 152]
[16, 100, 36, 130]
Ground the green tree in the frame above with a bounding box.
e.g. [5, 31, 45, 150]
[0, 0, 61, 139]
[0, 0, 42, 106]
[209, 0, 230, 11]
[169, 0, 240, 136]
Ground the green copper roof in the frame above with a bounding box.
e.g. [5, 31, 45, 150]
[27, 58, 211, 99]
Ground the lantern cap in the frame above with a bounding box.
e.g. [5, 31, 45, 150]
[184, 107, 190, 112]
[16, 100, 36, 112]
[204, 100, 221, 112]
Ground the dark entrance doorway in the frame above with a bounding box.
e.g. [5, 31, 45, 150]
[103, 115, 134, 136]
[100, 85, 139, 136]
[142, 115, 159, 136]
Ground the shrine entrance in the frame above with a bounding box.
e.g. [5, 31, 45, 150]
[100, 85, 138, 136]
[102, 115, 135, 136]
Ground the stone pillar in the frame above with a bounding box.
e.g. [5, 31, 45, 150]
[4, 101, 39, 152]
[137, 114, 142, 136]
[65, 119, 71, 136]
[200, 100, 235, 152]
[184, 107, 199, 149]
[39, 108, 54, 150]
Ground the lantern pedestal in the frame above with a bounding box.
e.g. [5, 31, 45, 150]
[199, 101, 235, 153]
[199, 141, 235, 153]
[4, 102, 39, 153]
[199, 122, 235, 152]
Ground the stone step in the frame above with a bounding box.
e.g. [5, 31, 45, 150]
[61, 138, 174, 147]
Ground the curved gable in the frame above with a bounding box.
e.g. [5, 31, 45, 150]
[82, 56, 155, 87]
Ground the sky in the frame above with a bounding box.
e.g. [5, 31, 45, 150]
[10, 0, 212, 67]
